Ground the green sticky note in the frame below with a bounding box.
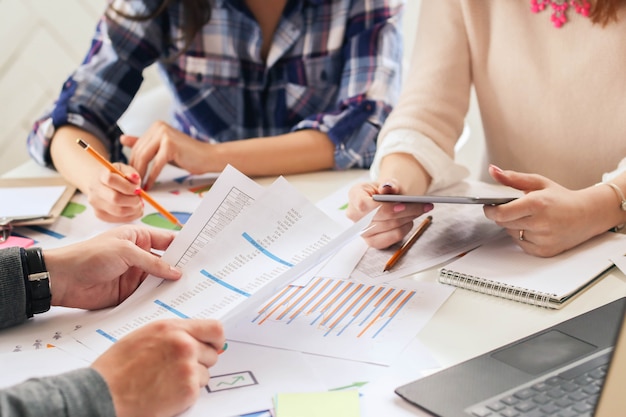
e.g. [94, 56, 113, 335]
[275, 390, 360, 417]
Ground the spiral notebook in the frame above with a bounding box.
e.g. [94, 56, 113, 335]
[438, 231, 626, 309]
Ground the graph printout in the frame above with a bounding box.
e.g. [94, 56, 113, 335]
[72, 169, 371, 355]
[160, 165, 265, 270]
[228, 278, 454, 365]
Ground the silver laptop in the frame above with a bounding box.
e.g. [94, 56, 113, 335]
[593, 302, 626, 417]
[395, 296, 626, 417]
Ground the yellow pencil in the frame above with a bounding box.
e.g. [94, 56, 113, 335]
[76, 138, 183, 229]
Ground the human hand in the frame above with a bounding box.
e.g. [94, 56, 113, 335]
[85, 161, 145, 223]
[46, 225, 182, 309]
[121, 121, 212, 191]
[483, 165, 600, 257]
[92, 319, 225, 417]
[49, 127, 144, 223]
[346, 179, 432, 249]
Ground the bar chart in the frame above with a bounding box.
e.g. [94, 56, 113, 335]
[229, 277, 451, 365]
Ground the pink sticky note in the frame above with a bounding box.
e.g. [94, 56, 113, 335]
[0, 236, 35, 249]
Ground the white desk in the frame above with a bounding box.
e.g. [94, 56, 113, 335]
[2, 160, 369, 205]
[4, 161, 626, 415]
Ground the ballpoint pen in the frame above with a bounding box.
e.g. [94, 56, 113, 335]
[76, 138, 184, 229]
[383, 215, 433, 272]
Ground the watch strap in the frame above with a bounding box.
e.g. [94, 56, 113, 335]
[23, 247, 51, 315]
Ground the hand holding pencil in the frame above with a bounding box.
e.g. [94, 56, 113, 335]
[76, 138, 183, 229]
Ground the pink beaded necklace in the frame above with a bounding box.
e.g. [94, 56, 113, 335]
[530, 0, 591, 27]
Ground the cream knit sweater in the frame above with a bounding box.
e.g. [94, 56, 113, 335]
[373, 0, 626, 191]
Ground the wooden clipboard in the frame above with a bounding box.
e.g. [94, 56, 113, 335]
[0, 177, 77, 226]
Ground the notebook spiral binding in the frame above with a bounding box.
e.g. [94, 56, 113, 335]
[438, 269, 554, 308]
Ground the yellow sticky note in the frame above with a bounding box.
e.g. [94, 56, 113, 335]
[275, 390, 360, 417]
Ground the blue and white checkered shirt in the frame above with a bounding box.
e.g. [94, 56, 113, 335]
[28, 0, 403, 170]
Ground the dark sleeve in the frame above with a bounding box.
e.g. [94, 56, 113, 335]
[0, 368, 116, 417]
[0, 246, 28, 330]
[0, 250, 116, 415]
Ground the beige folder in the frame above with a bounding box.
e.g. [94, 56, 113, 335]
[0, 176, 77, 227]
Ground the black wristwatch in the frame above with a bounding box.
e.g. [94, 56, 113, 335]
[23, 247, 51, 316]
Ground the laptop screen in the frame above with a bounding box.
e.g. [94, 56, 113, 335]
[593, 307, 626, 416]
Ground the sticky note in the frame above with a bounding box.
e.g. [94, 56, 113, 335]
[0, 236, 35, 249]
[275, 390, 360, 417]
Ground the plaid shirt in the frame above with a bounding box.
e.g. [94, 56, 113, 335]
[28, 0, 403, 170]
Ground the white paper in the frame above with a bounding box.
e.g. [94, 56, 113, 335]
[0, 348, 89, 389]
[183, 342, 325, 417]
[304, 336, 441, 417]
[228, 279, 454, 365]
[351, 203, 505, 284]
[0, 186, 66, 218]
[71, 168, 373, 355]
[611, 255, 626, 276]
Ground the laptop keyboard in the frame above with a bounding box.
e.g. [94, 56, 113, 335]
[466, 352, 611, 417]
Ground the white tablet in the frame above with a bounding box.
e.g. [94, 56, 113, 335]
[372, 194, 517, 205]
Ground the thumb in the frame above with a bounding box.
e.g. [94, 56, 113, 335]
[378, 178, 400, 194]
[126, 247, 182, 281]
[181, 319, 225, 348]
[120, 134, 139, 148]
[115, 163, 142, 185]
[488, 164, 548, 193]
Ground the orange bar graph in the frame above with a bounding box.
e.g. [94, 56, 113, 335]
[357, 289, 404, 338]
[290, 278, 332, 320]
[251, 277, 418, 340]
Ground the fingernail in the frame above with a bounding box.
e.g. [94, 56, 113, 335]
[423, 203, 434, 213]
[393, 203, 406, 213]
[381, 182, 393, 189]
[490, 164, 503, 173]
[130, 173, 140, 183]
[218, 342, 228, 355]
[134, 188, 142, 196]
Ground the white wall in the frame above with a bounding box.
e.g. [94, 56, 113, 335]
[0, 0, 484, 178]
[0, 0, 160, 175]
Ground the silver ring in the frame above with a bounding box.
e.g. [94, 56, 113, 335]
[519, 230, 525, 241]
